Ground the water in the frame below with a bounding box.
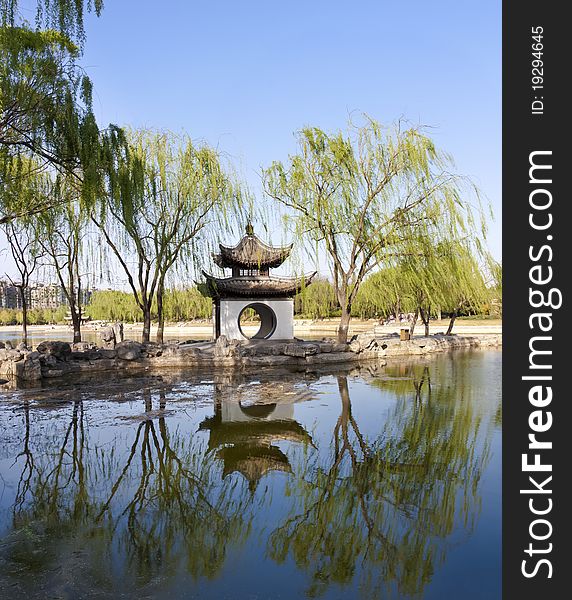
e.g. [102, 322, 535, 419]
[0, 350, 502, 599]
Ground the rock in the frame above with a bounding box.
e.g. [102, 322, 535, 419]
[4, 341, 13, 350]
[19, 351, 41, 380]
[99, 326, 116, 348]
[97, 348, 117, 359]
[115, 341, 144, 361]
[72, 341, 92, 352]
[0, 349, 24, 361]
[143, 343, 163, 357]
[214, 336, 241, 358]
[283, 343, 319, 358]
[36, 341, 72, 361]
[16, 342, 28, 351]
[113, 322, 124, 343]
[0, 350, 41, 380]
[331, 343, 350, 353]
[318, 343, 334, 353]
[0, 341, 4, 349]
[349, 333, 377, 353]
[305, 352, 357, 364]
[70, 350, 100, 361]
[40, 354, 59, 369]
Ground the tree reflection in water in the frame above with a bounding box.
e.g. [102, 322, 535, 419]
[268, 359, 495, 598]
[2, 381, 252, 597]
[0, 356, 500, 599]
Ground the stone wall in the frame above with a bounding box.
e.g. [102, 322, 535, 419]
[0, 332, 502, 384]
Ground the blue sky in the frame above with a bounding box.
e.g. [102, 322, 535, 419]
[79, 0, 501, 260]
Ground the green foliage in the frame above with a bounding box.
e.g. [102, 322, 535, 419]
[0, 1, 125, 225]
[353, 240, 492, 330]
[1, 1, 103, 46]
[353, 266, 415, 319]
[294, 277, 338, 319]
[87, 287, 212, 323]
[268, 367, 495, 597]
[0, 305, 66, 324]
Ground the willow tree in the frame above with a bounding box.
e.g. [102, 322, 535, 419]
[0, 2, 125, 225]
[94, 130, 243, 343]
[387, 237, 489, 336]
[437, 242, 490, 334]
[353, 265, 414, 320]
[1, 1, 104, 43]
[264, 117, 484, 343]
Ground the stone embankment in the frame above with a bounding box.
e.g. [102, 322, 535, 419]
[0, 332, 502, 383]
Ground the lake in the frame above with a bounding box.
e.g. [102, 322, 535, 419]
[0, 350, 501, 599]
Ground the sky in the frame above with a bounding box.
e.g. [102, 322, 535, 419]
[3, 0, 501, 280]
[81, 0, 501, 257]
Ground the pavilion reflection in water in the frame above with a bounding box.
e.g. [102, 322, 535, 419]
[199, 377, 315, 491]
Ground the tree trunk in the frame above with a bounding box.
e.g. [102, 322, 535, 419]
[156, 287, 165, 345]
[419, 306, 430, 337]
[337, 305, 351, 344]
[20, 290, 28, 347]
[446, 310, 458, 335]
[142, 305, 152, 343]
[71, 309, 82, 343]
[410, 307, 419, 336]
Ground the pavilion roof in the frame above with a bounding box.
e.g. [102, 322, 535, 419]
[213, 231, 293, 269]
[202, 271, 316, 298]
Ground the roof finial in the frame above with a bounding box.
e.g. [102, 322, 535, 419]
[245, 222, 254, 236]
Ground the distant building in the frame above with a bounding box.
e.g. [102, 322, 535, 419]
[0, 280, 23, 309]
[0, 280, 92, 310]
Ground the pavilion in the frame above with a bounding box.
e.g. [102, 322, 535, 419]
[202, 224, 316, 340]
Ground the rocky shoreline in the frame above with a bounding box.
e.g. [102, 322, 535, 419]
[0, 332, 502, 385]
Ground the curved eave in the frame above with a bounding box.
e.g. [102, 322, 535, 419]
[202, 271, 317, 298]
[214, 235, 294, 269]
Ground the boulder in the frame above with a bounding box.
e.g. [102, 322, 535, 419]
[283, 343, 319, 358]
[113, 322, 124, 343]
[349, 333, 377, 353]
[40, 354, 59, 369]
[318, 343, 334, 353]
[143, 343, 163, 357]
[115, 341, 144, 361]
[214, 335, 240, 358]
[0, 350, 41, 380]
[19, 351, 42, 380]
[331, 343, 350, 353]
[99, 326, 116, 348]
[36, 340, 72, 361]
[70, 350, 101, 361]
[0, 348, 22, 361]
[72, 341, 92, 352]
[16, 342, 28, 351]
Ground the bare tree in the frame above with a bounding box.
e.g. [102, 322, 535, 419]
[3, 220, 44, 345]
[36, 199, 86, 343]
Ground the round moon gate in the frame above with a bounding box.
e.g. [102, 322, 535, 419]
[238, 302, 277, 339]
